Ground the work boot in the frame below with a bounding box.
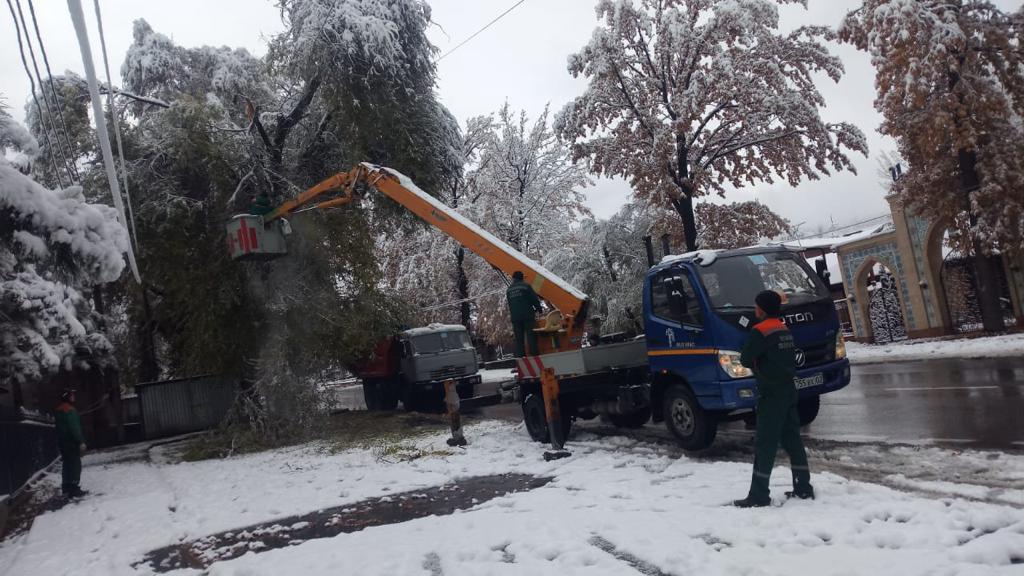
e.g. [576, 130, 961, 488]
[65, 487, 89, 499]
[785, 486, 815, 500]
[733, 496, 770, 508]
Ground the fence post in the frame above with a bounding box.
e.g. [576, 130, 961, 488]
[444, 379, 467, 447]
[540, 368, 570, 461]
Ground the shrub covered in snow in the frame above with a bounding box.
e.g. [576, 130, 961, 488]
[0, 105, 127, 385]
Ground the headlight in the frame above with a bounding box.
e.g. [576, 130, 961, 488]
[835, 333, 847, 360]
[718, 350, 753, 379]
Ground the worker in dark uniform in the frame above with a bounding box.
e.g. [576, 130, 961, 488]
[250, 192, 274, 216]
[55, 389, 88, 498]
[506, 271, 543, 357]
[734, 290, 814, 508]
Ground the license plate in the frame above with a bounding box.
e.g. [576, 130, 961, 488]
[794, 373, 824, 390]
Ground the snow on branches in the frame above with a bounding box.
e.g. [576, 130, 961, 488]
[1, 108, 128, 385]
[556, 0, 867, 250]
[695, 201, 791, 250]
[841, 0, 1024, 255]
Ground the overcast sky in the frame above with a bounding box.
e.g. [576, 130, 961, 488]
[2, 0, 1021, 234]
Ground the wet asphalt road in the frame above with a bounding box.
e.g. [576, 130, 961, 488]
[475, 357, 1024, 452]
[334, 358, 1024, 451]
[806, 357, 1024, 450]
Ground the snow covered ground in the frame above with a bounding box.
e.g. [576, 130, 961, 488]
[846, 332, 1024, 364]
[2, 422, 1023, 575]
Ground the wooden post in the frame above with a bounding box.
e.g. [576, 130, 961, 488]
[444, 379, 467, 447]
[540, 368, 570, 460]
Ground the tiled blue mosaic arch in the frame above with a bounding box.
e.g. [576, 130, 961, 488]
[840, 239, 916, 336]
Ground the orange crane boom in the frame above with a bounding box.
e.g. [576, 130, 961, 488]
[255, 163, 589, 353]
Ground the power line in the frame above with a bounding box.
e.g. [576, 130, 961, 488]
[783, 213, 892, 243]
[27, 0, 80, 183]
[94, 0, 140, 252]
[14, 0, 77, 186]
[6, 0, 64, 188]
[436, 0, 527, 62]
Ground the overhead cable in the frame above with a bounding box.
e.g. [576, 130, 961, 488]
[6, 0, 65, 188]
[437, 0, 527, 62]
[27, 0, 81, 182]
[66, 0, 141, 283]
[93, 0, 140, 251]
[14, 0, 77, 185]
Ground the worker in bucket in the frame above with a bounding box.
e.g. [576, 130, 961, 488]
[55, 388, 88, 498]
[734, 290, 814, 508]
[506, 271, 543, 357]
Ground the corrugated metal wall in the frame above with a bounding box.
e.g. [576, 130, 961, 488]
[136, 376, 236, 439]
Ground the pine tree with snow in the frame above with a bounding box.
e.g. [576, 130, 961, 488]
[0, 103, 128, 400]
[556, 0, 868, 252]
[841, 0, 1024, 333]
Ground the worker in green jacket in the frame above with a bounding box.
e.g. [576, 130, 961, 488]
[506, 271, 543, 357]
[734, 290, 814, 508]
[55, 389, 88, 498]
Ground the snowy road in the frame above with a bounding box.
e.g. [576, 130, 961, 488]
[2, 421, 1023, 576]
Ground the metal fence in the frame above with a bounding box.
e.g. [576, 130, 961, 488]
[136, 375, 236, 439]
[0, 411, 58, 497]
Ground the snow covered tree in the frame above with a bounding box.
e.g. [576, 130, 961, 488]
[556, 0, 868, 252]
[467, 104, 591, 344]
[544, 201, 656, 336]
[104, 2, 459, 435]
[378, 114, 494, 332]
[841, 0, 1024, 332]
[0, 104, 128, 402]
[694, 201, 790, 249]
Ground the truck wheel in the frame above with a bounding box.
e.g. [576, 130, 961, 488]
[663, 385, 717, 451]
[522, 394, 572, 443]
[798, 395, 820, 426]
[608, 407, 651, 429]
[362, 381, 380, 411]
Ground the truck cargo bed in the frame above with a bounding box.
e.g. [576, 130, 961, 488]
[517, 338, 648, 379]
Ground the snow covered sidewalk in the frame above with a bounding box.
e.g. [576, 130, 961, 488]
[2, 421, 1023, 575]
[846, 332, 1024, 364]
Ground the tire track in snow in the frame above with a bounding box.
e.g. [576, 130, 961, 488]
[589, 534, 674, 576]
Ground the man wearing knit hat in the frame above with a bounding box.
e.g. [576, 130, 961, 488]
[734, 290, 814, 508]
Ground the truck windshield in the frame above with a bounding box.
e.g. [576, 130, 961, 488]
[697, 252, 830, 310]
[410, 331, 474, 354]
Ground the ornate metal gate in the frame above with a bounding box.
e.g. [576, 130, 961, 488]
[868, 270, 907, 343]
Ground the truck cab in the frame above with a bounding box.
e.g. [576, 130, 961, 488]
[359, 324, 481, 412]
[644, 246, 851, 449]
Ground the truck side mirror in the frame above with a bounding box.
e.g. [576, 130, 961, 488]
[402, 340, 413, 358]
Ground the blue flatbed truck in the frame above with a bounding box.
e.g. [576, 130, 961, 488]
[515, 246, 851, 451]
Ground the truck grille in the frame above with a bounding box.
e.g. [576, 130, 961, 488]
[798, 341, 834, 368]
[430, 365, 467, 380]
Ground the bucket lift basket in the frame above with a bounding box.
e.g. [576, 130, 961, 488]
[226, 214, 289, 261]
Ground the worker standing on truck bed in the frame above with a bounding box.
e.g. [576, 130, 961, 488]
[734, 290, 815, 508]
[506, 271, 543, 357]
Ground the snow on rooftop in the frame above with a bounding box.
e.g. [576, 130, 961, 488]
[775, 223, 893, 252]
[402, 323, 468, 337]
[375, 164, 588, 302]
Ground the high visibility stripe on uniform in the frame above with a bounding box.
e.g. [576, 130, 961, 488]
[753, 470, 772, 479]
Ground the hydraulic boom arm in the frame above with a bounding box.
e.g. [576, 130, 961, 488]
[263, 163, 589, 353]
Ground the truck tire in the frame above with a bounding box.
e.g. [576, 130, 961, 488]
[663, 385, 717, 451]
[362, 381, 380, 411]
[608, 407, 651, 429]
[798, 395, 820, 426]
[522, 393, 572, 443]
